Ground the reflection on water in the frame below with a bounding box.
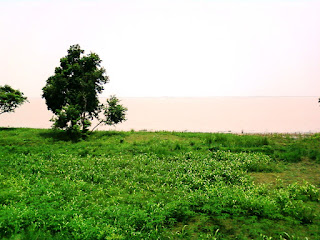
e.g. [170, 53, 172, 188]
[1, 97, 320, 133]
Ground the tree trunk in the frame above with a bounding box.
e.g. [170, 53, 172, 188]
[91, 120, 103, 133]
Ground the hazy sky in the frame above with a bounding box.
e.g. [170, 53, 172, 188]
[1, 0, 320, 97]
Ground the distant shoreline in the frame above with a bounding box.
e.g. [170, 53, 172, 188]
[1, 97, 320, 133]
[0, 127, 318, 136]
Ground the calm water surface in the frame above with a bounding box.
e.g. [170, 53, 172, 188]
[1, 97, 320, 133]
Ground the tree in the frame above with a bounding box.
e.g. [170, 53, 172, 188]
[0, 85, 28, 115]
[42, 44, 127, 136]
[91, 96, 127, 132]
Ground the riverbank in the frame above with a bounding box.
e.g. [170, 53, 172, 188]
[0, 128, 319, 239]
[1, 96, 320, 133]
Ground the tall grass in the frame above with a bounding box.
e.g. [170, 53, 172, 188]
[0, 128, 319, 239]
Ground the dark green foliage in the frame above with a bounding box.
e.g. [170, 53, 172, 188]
[42, 45, 126, 137]
[42, 45, 107, 114]
[0, 129, 319, 239]
[0, 85, 27, 115]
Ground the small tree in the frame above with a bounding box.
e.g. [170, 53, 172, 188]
[0, 85, 27, 115]
[91, 96, 127, 132]
[42, 44, 127, 136]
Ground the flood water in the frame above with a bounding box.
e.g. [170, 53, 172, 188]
[1, 97, 320, 133]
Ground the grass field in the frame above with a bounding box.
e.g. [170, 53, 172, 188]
[0, 128, 319, 239]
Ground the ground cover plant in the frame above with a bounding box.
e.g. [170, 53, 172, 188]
[0, 128, 319, 239]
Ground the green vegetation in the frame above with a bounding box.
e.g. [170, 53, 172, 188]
[0, 85, 27, 115]
[42, 44, 127, 138]
[0, 128, 319, 239]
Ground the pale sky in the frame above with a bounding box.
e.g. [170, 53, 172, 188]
[1, 0, 320, 97]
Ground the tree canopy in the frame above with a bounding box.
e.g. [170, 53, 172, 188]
[0, 85, 27, 115]
[42, 44, 126, 136]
